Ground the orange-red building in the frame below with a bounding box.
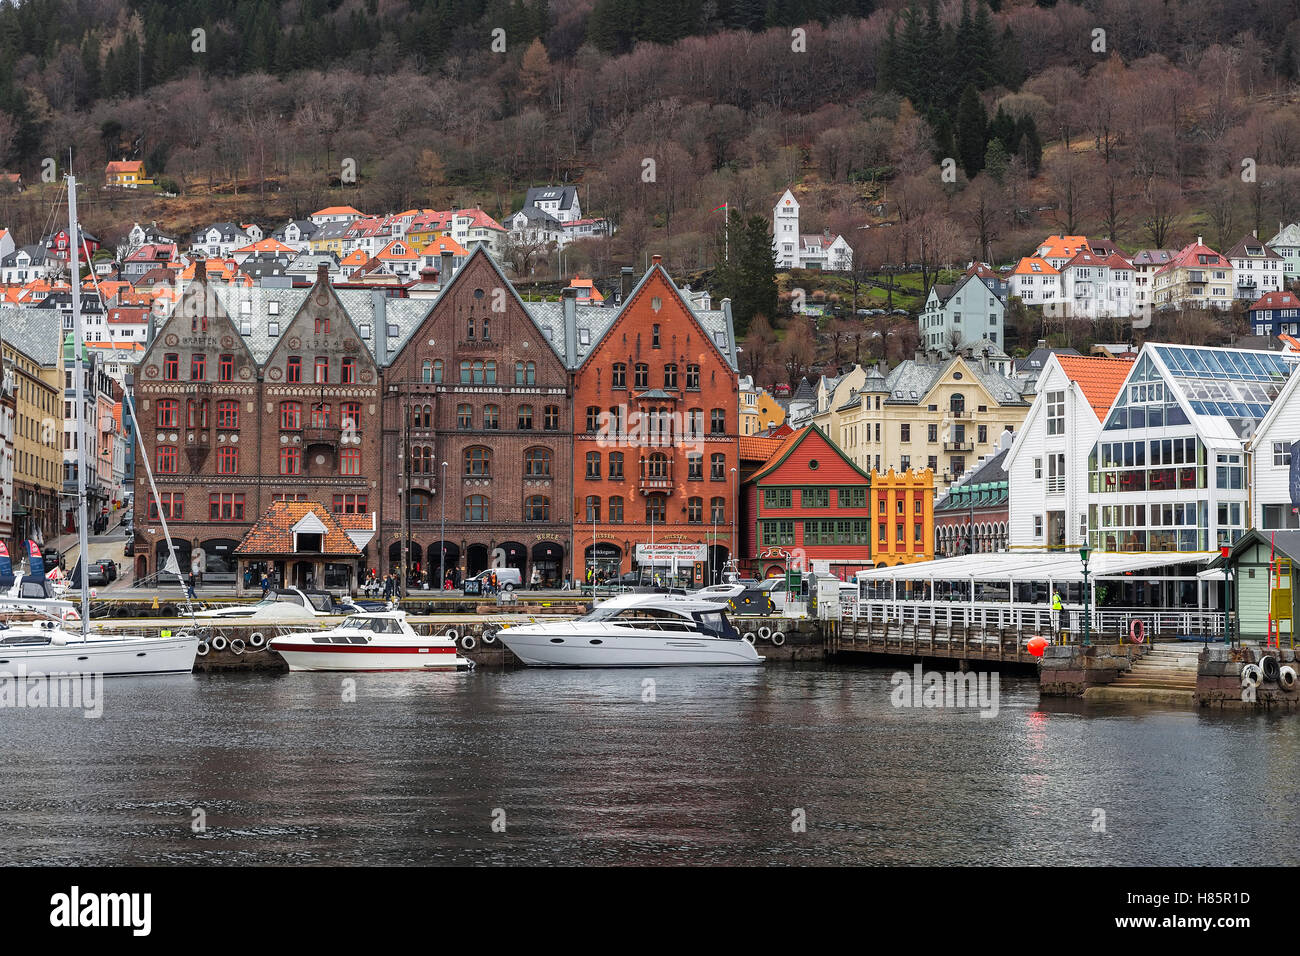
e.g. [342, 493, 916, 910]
[572, 257, 739, 584]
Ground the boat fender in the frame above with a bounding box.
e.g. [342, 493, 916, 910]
[444, 628, 459, 642]
[230, 638, 245, 656]
[1128, 619, 1145, 643]
[195, 641, 209, 657]
[1260, 655, 1281, 683]
[211, 636, 228, 652]
[461, 634, 477, 651]
[249, 632, 266, 648]
[742, 631, 756, 644]
[481, 628, 497, 645]
[1280, 665, 1297, 690]
[771, 631, 786, 646]
[757, 626, 771, 640]
[1241, 662, 1263, 687]
[50, 632, 68, 646]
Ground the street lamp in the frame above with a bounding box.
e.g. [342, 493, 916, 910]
[1221, 544, 1233, 646]
[1079, 543, 1092, 646]
[730, 466, 738, 576]
[439, 460, 447, 590]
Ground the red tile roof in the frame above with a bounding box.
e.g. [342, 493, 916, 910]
[1248, 290, 1300, 311]
[234, 501, 363, 556]
[739, 435, 786, 462]
[1054, 355, 1135, 419]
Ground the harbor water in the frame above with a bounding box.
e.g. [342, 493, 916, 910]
[2, 662, 1298, 866]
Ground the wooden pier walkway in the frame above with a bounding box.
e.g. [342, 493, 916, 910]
[827, 616, 1041, 666]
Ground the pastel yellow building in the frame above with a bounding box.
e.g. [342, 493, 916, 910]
[836, 353, 1031, 493]
[4, 334, 62, 542]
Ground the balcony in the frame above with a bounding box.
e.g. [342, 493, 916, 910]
[948, 409, 973, 421]
[303, 425, 341, 447]
[638, 458, 674, 494]
[943, 440, 973, 452]
[1046, 475, 1065, 495]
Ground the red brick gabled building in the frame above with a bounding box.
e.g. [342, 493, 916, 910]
[572, 257, 739, 584]
[380, 246, 573, 586]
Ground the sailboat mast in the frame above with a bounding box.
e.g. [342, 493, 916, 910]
[68, 175, 91, 633]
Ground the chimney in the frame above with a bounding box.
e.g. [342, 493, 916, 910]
[1252, 229, 1257, 239]
[316, 263, 329, 284]
[372, 290, 387, 358]
[1037, 338, 1046, 349]
[562, 287, 578, 362]
[195, 258, 206, 281]
[1197, 236, 1203, 246]
[440, 251, 454, 285]
[620, 266, 634, 302]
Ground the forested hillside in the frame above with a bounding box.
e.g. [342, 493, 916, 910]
[0, 0, 1299, 377]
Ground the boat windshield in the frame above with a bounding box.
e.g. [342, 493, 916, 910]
[580, 604, 694, 624]
[694, 611, 738, 638]
[340, 616, 404, 634]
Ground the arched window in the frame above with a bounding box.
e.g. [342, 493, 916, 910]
[634, 363, 649, 388]
[687, 497, 703, 523]
[483, 404, 500, 429]
[611, 363, 627, 388]
[464, 495, 489, 521]
[646, 453, 669, 478]
[585, 495, 601, 521]
[457, 404, 472, 429]
[524, 496, 549, 521]
[950, 393, 966, 414]
[710, 497, 725, 524]
[544, 405, 560, 430]
[518, 405, 534, 430]
[464, 446, 491, 477]
[459, 360, 471, 384]
[432, 359, 442, 383]
[422, 360, 433, 383]
[484, 361, 497, 384]
[524, 448, 551, 477]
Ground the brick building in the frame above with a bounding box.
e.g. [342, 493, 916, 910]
[380, 249, 573, 587]
[571, 258, 739, 585]
[132, 263, 384, 589]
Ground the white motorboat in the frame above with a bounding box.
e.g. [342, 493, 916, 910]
[495, 592, 764, 667]
[269, 610, 470, 671]
[0, 602, 196, 676]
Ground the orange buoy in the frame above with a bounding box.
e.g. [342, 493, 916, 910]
[1027, 636, 1048, 657]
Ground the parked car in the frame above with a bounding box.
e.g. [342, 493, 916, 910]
[102, 560, 118, 582]
[69, 561, 110, 588]
[123, 539, 135, 556]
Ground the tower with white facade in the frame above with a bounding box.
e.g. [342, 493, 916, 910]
[773, 190, 800, 269]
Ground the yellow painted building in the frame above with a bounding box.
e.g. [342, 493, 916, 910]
[4, 337, 62, 542]
[867, 466, 936, 567]
[756, 389, 786, 431]
[105, 161, 153, 188]
[836, 353, 1031, 493]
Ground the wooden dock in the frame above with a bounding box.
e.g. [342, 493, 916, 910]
[828, 617, 1042, 670]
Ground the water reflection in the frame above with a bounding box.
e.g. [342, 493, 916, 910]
[0, 664, 1296, 865]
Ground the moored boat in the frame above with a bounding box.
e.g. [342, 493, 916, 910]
[495, 592, 763, 667]
[269, 610, 470, 671]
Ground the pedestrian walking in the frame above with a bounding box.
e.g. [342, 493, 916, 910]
[530, 566, 540, 591]
[260, 573, 270, 598]
[185, 571, 196, 599]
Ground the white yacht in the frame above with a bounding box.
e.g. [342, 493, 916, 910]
[269, 610, 470, 672]
[495, 593, 764, 667]
[0, 601, 196, 676]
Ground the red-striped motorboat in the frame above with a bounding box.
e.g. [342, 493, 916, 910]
[269, 611, 470, 672]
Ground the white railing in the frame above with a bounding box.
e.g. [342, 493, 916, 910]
[1045, 475, 1065, 495]
[846, 599, 1225, 638]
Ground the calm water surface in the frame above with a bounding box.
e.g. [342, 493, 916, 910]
[1, 663, 1297, 865]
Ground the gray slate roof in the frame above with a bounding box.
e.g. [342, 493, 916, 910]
[0, 306, 64, 366]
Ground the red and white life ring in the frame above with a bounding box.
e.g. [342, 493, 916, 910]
[1129, 619, 1145, 643]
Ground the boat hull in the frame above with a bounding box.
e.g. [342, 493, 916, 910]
[269, 640, 470, 672]
[0, 635, 198, 676]
[497, 628, 763, 667]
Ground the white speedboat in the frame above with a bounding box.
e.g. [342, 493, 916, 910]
[495, 593, 764, 667]
[269, 610, 470, 671]
[194, 588, 363, 620]
[0, 605, 196, 677]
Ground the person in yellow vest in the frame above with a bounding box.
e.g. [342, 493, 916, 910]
[1051, 589, 1063, 637]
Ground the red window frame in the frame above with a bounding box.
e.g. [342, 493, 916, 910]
[287, 356, 302, 383]
[218, 354, 234, 382]
[156, 399, 178, 428]
[163, 354, 178, 380]
[191, 354, 206, 380]
[280, 447, 300, 475]
[156, 445, 177, 473]
[148, 493, 183, 520]
[209, 493, 245, 521]
[280, 401, 302, 429]
[339, 448, 361, 476]
[315, 357, 329, 383]
[216, 400, 239, 429]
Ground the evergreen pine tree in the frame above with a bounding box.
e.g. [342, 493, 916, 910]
[954, 84, 987, 178]
[1016, 115, 1042, 176]
[983, 138, 1009, 183]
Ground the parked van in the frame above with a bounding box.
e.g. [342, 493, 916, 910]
[467, 567, 522, 591]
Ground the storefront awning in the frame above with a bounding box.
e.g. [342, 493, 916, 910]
[855, 550, 1211, 584]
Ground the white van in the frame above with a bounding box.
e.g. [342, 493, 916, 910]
[468, 567, 522, 590]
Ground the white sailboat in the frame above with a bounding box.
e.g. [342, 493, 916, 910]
[0, 174, 196, 677]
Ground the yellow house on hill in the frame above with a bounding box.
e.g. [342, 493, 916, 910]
[105, 160, 153, 189]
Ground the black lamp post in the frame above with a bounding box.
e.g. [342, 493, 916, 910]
[1079, 543, 1092, 646]
[1221, 544, 1233, 646]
